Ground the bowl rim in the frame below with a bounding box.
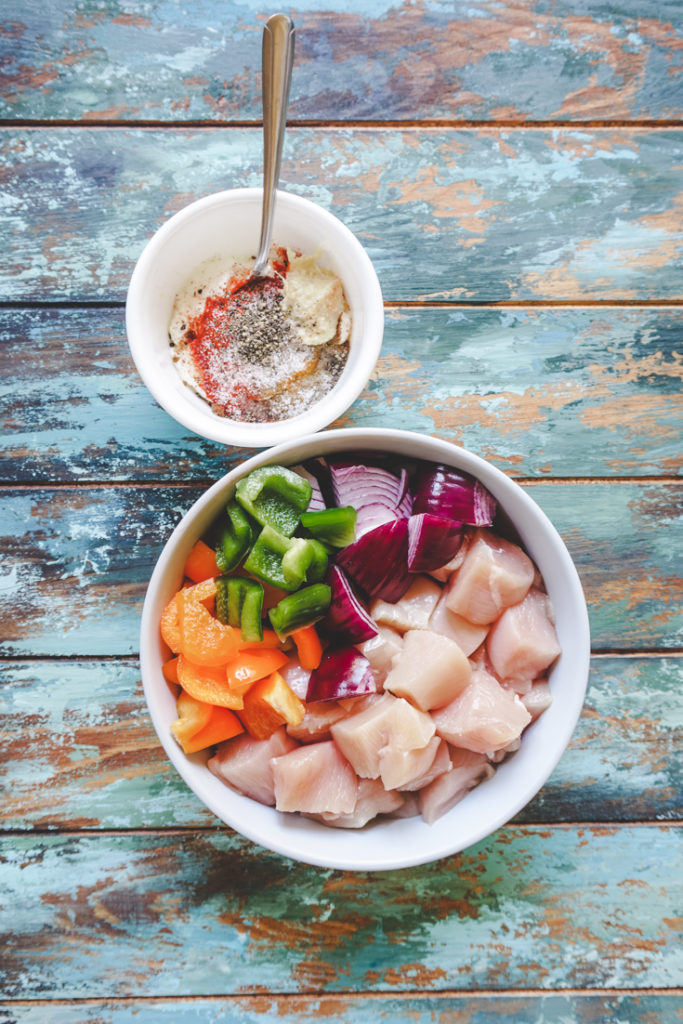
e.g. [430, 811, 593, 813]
[125, 188, 384, 448]
[140, 427, 591, 870]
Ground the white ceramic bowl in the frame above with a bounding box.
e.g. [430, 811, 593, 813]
[126, 188, 384, 447]
[140, 428, 590, 871]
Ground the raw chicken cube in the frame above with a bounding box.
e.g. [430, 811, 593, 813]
[271, 740, 357, 814]
[428, 592, 489, 656]
[418, 748, 494, 824]
[431, 668, 532, 753]
[396, 737, 452, 791]
[379, 734, 442, 790]
[331, 692, 435, 779]
[487, 588, 561, 682]
[444, 529, 535, 624]
[313, 778, 404, 829]
[370, 576, 441, 633]
[384, 628, 471, 711]
[279, 656, 311, 700]
[208, 727, 298, 806]
[489, 736, 521, 762]
[521, 681, 554, 720]
[287, 701, 349, 743]
[357, 626, 403, 687]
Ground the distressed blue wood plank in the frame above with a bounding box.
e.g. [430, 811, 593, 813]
[1, 657, 680, 830]
[0, 482, 680, 657]
[2, 307, 681, 482]
[1, 0, 682, 123]
[1, 827, 681, 997]
[3, 128, 683, 302]
[1, 993, 682, 1024]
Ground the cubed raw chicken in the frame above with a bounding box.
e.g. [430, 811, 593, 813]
[521, 681, 554, 720]
[357, 626, 403, 687]
[431, 667, 532, 753]
[313, 778, 405, 828]
[487, 588, 561, 682]
[370, 576, 441, 632]
[208, 727, 298, 806]
[489, 736, 521, 762]
[278, 656, 311, 700]
[287, 701, 349, 743]
[271, 740, 357, 814]
[428, 592, 489, 656]
[396, 737, 452, 791]
[379, 734, 442, 790]
[418, 748, 495, 824]
[444, 529, 535, 625]
[331, 692, 435, 780]
[384, 628, 471, 711]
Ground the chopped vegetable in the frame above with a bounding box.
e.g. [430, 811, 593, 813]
[336, 517, 412, 602]
[323, 565, 378, 644]
[216, 576, 264, 642]
[291, 624, 323, 670]
[329, 461, 410, 537]
[235, 464, 312, 537]
[183, 705, 244, 753]
[215, 500, 253, 572]
[413, 463, 497, 526]
[281, 536, 328, 587]
[176, 656, 245, 709]
[306, 647, 376, 703]
[177, 588, 240, 666]
[162, 656, 180, 684]
[183, 539, 219, 583]
[171, 689, 214, 750]
[160, 594, 183, 653]
[300, 506, 357, 547]
[268, 583, 332, 638]
[239, 671, 306, 740]
[407, 513, 464, 572]
[225, 648, 290, 691]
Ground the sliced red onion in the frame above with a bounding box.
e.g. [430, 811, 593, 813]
[291, 464, 326, 511]
[330, 462, 403, 511]
[407, 514, 464, 572]
[306, 647, 376, 703]
[413, 463, 497, 526]
[323, 565, 378, 644]
[336, 517, 412, 602]
[302, 457, 335, 508]
[396, 468, 414, 518]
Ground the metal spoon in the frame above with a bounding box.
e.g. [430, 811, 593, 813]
[251, 13, 295, 279]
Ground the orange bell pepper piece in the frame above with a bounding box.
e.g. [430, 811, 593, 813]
[291, 624, 323, 670]
[160, 594, 183, 653]
[182, 705, 244, 753]
[170, 689, 214, 750]
[225, 648, 290, 691]
[238, 671, 305, 740]
[178, 588, 239, 667]
[183, 540, 219, 584]
[162, 656, 180, 684]
[177, 655, 245, 709]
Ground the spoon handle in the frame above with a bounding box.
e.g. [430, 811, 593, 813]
[253, 14, 295, 276]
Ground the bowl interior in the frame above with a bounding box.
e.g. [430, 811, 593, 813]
[126, 190, 383, 446]
[140, 428, 590, 870]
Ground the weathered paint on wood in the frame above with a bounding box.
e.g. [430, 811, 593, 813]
[2, 0, 682, 124]
[2, 306, 681, 483]
[2, 993, 682, 1024]
[1, 827, 681, 997]
[0, 482, 679, 658]
[3, 128, 683, 302]
[1, 657, 680, 831]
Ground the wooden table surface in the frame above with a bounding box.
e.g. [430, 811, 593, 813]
[1, 1, 682, 1021]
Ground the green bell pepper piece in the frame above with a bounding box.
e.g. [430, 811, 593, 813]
[215, 500, 253, 573]
[223, 576, 264, 642]
[268, 584, 332, 638]
[235, 465, 312, 538]
[243, 525, 295, 590]
[281, 537, 329, 588]
[300, 506, 357, 547]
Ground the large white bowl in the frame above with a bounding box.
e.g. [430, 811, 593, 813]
[140, 428, 590, 871]
[126, 189, 384, 447]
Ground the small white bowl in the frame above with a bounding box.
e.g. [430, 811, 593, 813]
[126, 189, 384, 447]
[140, 428, 591, 871]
